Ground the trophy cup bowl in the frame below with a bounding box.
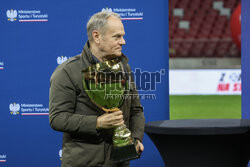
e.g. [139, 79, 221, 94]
[82, 59, 140, 163]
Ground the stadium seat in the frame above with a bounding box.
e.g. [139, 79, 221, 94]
[169, 0, 241, 57]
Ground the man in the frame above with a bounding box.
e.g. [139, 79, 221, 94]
[49, 11, 145, 167]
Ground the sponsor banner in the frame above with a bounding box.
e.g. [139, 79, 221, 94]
[0, 61, 4, 70]
[9, 103, 49, 116]
[169, 69, 241, 95]
[0, 154, 7, 162]
[6, 9, 48, 22]
[102, 7, 143, 20]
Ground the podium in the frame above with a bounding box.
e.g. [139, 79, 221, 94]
[145, 119, 250, 167]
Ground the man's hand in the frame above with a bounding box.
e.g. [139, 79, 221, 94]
[136, 139, 144, 153]
[96, 110, 124, 129]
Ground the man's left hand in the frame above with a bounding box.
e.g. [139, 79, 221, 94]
[136, 139, 144, 153]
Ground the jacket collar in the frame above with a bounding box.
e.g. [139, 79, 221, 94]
[81, 41, 97, 64]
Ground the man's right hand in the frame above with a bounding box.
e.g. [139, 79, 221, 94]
[96, 110, 124, 129]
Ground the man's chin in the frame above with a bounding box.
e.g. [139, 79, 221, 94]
[114, 51, 122, 57]
[104, 53, 122, 60]
[115, 53, 122, 57]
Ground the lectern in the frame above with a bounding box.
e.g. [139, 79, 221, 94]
[145, 119, 250, 167]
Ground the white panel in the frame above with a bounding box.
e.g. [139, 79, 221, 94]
[169, 69, 241, 95]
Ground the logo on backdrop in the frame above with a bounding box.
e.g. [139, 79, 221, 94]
[217, 71, 241, 93]
[101, 7, 143, 20]
[59, 149, 62, 160]
[0, 154, 7, 163]
[6, 9, 17, 21]
[6, 9, 48, 22]
[102, 8, 112, 12]
[0, 61, 4, 70]
[9, 103, 20, 115]
[9, 102, 49, 116]
[57, 56, 70, 65]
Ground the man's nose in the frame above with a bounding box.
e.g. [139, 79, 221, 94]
[119, 37, 126, 45]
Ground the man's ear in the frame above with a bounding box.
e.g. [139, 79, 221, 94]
[92, 30, 100, 44]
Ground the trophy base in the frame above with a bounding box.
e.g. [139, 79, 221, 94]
[111, 143, 141, 163]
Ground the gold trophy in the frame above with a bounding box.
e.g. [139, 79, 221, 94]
[82, 59, 140, 163]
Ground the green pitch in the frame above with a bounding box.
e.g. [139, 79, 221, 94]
[170, 95, 241, 120]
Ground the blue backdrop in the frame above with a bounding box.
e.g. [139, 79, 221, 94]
[235, 0, 248, 166]
[0, 0, 169, 166]
[242, 0, 250, 119]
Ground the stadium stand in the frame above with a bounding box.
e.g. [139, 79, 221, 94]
[169, 0, 241, 58]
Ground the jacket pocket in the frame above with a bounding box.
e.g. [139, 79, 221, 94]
[70, 141, 105, 167]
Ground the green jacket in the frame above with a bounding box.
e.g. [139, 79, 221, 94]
[49, 42, 145, 167]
